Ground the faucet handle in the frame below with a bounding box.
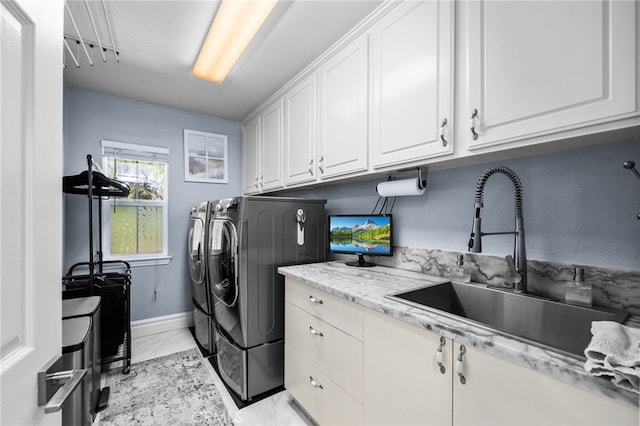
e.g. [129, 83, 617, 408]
[505, 255, 522, 287]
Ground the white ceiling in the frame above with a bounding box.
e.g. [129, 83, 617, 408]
[63, 0, 383, 122]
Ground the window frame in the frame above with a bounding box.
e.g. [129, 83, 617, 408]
[101, 140, 171, 267]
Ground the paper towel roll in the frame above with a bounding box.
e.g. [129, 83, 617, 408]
[376, 178, 425, 197]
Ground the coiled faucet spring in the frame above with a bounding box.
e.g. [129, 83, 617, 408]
[468, 166, 527, 293]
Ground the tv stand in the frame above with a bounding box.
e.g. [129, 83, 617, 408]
[346, 254, 375, 267]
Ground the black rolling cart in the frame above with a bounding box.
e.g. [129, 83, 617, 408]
[62, 154, 132, 374]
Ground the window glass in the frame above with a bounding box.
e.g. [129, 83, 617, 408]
[102, 141, 169, 260]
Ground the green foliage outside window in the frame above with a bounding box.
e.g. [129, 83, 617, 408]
[105, 156, 166, 256]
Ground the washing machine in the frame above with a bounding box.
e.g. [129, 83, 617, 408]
[187, 201, 216, 354]
[208, 196, 327, 401]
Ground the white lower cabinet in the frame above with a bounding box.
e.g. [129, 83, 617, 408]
[285, 278, 638, 425]
[453, 344, 638, 426]
[363, 308, 453, 426]
[284, 278, 364, 425]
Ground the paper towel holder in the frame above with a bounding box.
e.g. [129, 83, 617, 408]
[376, 167, 427, 197]
[416, 167, 426, 189]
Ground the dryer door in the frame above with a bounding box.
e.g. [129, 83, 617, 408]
[187, 216, 206, 284]
[208, 219, 239, 307]
[188, 215, 210, 314]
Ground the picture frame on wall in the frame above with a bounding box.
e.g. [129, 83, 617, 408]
[184, 129, 228, 183]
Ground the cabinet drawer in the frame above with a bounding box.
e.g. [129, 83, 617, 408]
[285, 301, 363, 402]
[285, 344, 363, 426]
[285, 278, 363, 340]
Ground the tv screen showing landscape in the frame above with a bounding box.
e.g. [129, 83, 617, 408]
[328, 215, 392, 256]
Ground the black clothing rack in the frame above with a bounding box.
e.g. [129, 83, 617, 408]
[62, 154, 133, 373]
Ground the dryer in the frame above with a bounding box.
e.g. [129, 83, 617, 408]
[208, 196, 326, 401]
[187, 201, 215, 353]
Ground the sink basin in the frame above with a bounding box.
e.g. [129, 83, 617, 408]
[386, 282, 628, 359]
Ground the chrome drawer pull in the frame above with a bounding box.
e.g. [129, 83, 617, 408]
[457, 344, 467, 385]
[470, 109, 479, 140]
[309, 295, 323, 304]
[309, 376, 323, 389]
[436, 336, 446, 374]
[309, 326, 323, 337]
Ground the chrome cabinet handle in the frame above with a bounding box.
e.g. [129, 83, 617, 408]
[309, 326, 323, 337]
[440, 118, 448, 147]
[259, 176, 264, 188]
[38, 356, 87, 414]
[470, 109, 479, 140]
[457, 344, 467, 385]
[436, 336, 446, 374]
[254, 178, 259, 189]
[318, 156, 324, 174]
[309, 295, 323, 304]
[309, 376, 323, 389]
[308, 158, 314, 176]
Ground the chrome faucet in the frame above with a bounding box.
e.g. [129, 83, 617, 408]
[467, 166, 527, 293]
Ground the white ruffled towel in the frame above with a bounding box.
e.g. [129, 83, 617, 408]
[584, 321, 640, 394]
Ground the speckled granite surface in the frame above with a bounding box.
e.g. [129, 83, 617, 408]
[278, 261, 640, 409]
[370, 247, 640, 315]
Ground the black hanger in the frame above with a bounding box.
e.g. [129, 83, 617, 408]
[63, 170, 130, 197]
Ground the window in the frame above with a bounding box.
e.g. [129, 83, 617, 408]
[101, 140, 170, 265]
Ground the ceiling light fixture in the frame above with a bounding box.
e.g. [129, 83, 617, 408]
[192, 0, 278, 84]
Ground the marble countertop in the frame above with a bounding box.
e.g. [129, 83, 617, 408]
[278, 261, 639, 408]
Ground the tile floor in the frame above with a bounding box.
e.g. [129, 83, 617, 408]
[97, 328, 313, 426]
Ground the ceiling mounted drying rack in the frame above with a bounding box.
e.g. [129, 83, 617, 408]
[63, 0, 119, 68]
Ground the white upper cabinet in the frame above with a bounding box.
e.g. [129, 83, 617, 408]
[242, 99, 284, 194]
[242, 114, 260, 194]
[284, 74, 317, 186]
[260, 98, 284, 191]
[370, 0, 455, 169]
[462, 0, 638, 150]
[318, 33, 369, 180]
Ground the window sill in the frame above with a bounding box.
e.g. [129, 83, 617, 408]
[102, 255, 172, 269]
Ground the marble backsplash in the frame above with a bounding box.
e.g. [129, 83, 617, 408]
[332, 247, 640, 316]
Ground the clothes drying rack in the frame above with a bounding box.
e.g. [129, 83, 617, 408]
[62, 154, 132, 374]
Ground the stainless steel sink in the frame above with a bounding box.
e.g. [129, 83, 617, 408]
[386, 282, 628, 359]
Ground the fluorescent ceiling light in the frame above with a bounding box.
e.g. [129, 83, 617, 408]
[192, 0, 278, 84]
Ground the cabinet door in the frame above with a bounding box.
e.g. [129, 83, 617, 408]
[242, 115, 260, 194]
[318, 34, 369, 179]
[260, 98, 284, 191]
[284, 74, 317, 185]
[453, 344, 638, 425]
[371, 0, 454, 168]
[363, 309, 453, 426]
[464, 0, 637, 149]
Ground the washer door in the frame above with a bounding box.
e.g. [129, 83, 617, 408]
[187, 216, 205, 284]
[208, 219, 238, 307]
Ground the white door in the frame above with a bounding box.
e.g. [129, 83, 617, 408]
[464, 0, 637, 149]
[284, 74, 317, 186]
[260, 98, 284, 191]
[370, 0, 455, 168]
[318, 33, 369, 179]
[1, 1, 64, 425]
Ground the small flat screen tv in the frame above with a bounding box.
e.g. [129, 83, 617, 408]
[328, 214, 392, 267]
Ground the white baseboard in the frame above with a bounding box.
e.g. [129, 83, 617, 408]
[131, 311, 193, 339]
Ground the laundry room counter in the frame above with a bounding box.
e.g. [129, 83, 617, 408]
[278, 261, 639, 409]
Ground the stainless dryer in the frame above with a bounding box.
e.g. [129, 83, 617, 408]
[208, 196, 326, 401]
[187, 201, 215, 353]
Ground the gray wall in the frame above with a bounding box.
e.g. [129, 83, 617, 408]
[63, 87, 242, 321]
[63, 86, 639, 323]
[282, 138, 640, 271]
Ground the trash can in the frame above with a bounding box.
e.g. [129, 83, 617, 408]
[62, 317, 92, 426]
[63, 296, 102, 417]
